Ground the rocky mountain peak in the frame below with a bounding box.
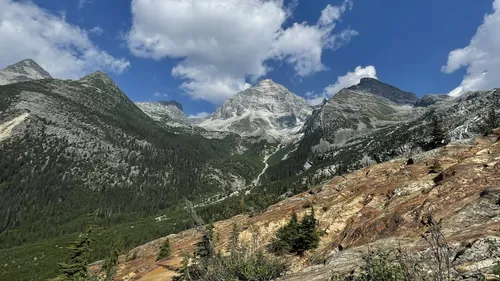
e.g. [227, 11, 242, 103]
[255, 78, 276, 87]
[158, 100, 183, 112]
[198, 79, 312, 137]
[0, 59, 52, 85]
[347, 77, 418, 105]
[81, 70, 112, 81]
[4, 59, 52, 79]
[79, 71, 120, 89]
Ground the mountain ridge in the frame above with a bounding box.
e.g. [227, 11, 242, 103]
[347, 77, 418, 105]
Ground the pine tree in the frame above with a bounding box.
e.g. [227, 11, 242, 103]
[157, 238, 171, 261]
[271, 209, 319, 255]
[172, 253, 191, 281]
[229, 223, 239, 255]
[296, 207, 320, 256]
[430, 117, 447, 149]
[58, 224, 94, 280]
[195, 224, 215, 271]
[104, 238, 122, 281]
[486, 106, 498, 134]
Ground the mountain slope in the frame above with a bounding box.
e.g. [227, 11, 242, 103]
[265, 79, 500, 186]
[0, 68, 261, 248]
[107, 131, 500, 281]
[0, 59, 52, 85]
[198, 79, 312, 139]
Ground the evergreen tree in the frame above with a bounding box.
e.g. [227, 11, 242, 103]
[271, 213, 299, 254]
[271, 208, 320, 255]
[486, 106, 498, 134]
[172, 253, 191, 281]
[296, 207, 320, 255]
[430, 117, 447, 149]
[229, 223, 239, 255]
[157, 238, 171, 261]
[195, 224, 215, 271]
[104, 238, 122, 281]
[58, 224, 94, 280]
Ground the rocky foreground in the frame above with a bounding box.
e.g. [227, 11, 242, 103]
[104, 131, 500, 281]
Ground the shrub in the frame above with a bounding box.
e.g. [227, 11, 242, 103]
[174, 223, 288, 281]
[493, 262, 500, 281]
[329, 250, 415, 281]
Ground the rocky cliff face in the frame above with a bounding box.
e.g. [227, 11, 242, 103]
[0, 59, 52, 85]
[136, 100, 188, 123]
[107, 131, 500, 281]
[198, 79, 313, 139]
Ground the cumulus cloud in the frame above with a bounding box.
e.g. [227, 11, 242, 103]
[126, 0, 356, 104]
[0, 0, 130, 79]
[307, 65, 377, 105]
[442, 0, 500, 97]
[188, 112, 210, 119]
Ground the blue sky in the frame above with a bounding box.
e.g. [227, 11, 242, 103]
[0, 0, 498, 117]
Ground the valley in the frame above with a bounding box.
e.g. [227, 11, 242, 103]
[0, 59, 499, 280]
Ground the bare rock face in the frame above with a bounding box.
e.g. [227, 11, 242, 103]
[110, 132, 500, 281]
[0, 59, 52, 85]
[198, 79, 313, 139]
[136, 100, 188, 123]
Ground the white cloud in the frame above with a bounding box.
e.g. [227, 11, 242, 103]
[188, 112, 210, 119]
[126, 0, 356, 104]
[307, 65, 377, 105]
[153, 91, 168, 97]
[318, 0, 353, 27]
[442, 0, 500, 97]
[0, 0, 130, 79]
[89, 26, 104, 35]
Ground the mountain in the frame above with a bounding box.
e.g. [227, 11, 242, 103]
[136, 100, 188, 123]
[347, 77, 418, 105]
[0, 59, 52, 85]
[0, 63, 268, 257]
[2, 60, 500, 281]
[264, 79, 499, 186]
[198, 79, 313, 139]
[105, 131, 500, 281]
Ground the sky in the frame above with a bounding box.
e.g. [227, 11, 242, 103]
[0, 0, 498, 117]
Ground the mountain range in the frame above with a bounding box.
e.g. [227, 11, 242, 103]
[0, 59, 499, 280]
